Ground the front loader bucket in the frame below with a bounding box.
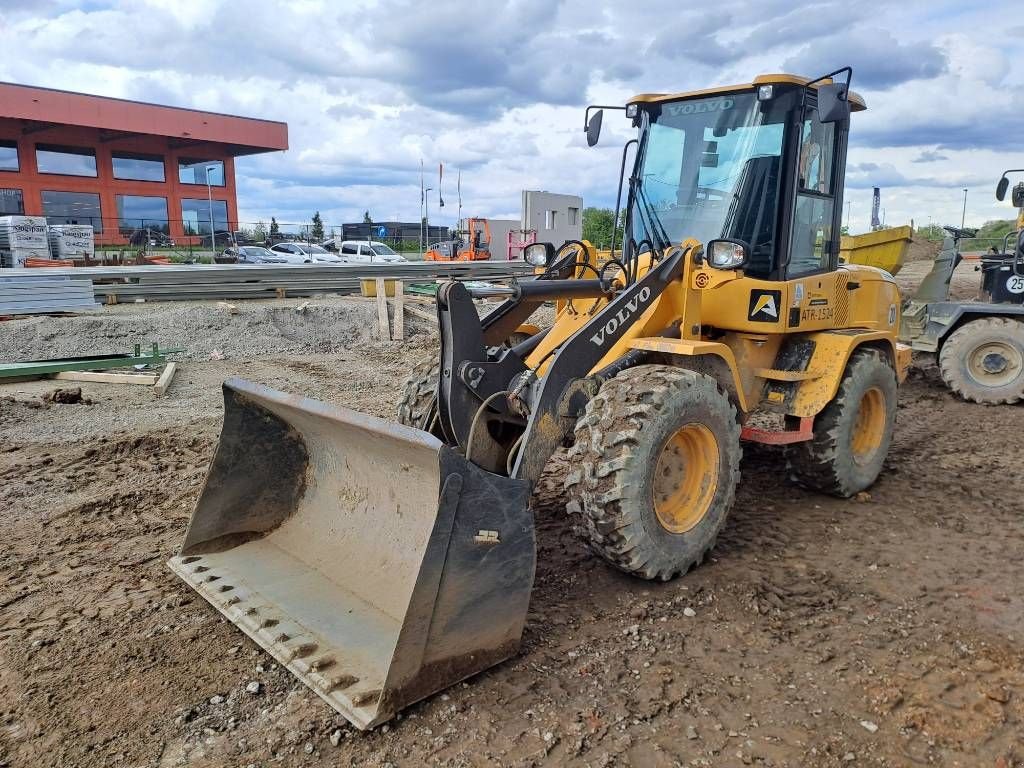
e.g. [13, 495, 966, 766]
[169, 378, 534, 730]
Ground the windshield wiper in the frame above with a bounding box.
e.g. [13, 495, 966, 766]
[633, 180, 672, 254]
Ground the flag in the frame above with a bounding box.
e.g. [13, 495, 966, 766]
[439, 163, 445, 208]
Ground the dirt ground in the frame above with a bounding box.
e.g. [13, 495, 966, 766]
[1, 265, 1022, 768]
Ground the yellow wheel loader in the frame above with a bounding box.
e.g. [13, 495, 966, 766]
[170, 67, 911, 730]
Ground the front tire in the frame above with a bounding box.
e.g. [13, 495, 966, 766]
[396, 354, 439, 430]
[563, 365, 741, 581]
[787, 348, 897, 497]
[938, 317, 1024, 404]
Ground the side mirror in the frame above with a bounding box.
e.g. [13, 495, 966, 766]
[524, 241, 555, 267]
[706, 239, 749, 270]
[586, 109, 603, 147]
[817, 82, 851, 123]
[996, 176, 1009, 201]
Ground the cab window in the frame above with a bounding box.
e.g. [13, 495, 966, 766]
[341, 244, 358, 254]
[788, 111, 837, 277]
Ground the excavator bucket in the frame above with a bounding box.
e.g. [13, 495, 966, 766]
[169, 378, 535, 730]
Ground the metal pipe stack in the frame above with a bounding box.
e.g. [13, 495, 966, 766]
[0, 216, 51, 268]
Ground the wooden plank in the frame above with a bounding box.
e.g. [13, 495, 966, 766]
[403, 304, 437, 324]
[375, 278, 390, 340]
[392, 281, 404, 341]
[52, 370, 158, 385]
[153, 361, 177, 396]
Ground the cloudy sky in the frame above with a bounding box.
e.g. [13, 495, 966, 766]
[1, 0, 1020, 234]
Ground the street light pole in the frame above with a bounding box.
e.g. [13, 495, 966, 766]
[425, 187, 433, 254]
[961, 188, 968, 229]
[206, 165, 218, 255]
[845, 200, 852, 232]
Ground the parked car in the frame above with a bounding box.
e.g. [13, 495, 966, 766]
[269, 242, 344, 263]
[225, 246, 289, 264]
[127, 229, 175, 248]
[338, 240, 407, 263]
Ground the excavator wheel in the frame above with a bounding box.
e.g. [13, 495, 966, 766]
[938, 317, 1024, 404]
[564, 365, 741, 581]
[786, 348, 897, 497]
[396, 354, 439, 430]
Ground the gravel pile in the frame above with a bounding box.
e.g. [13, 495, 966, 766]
[0, 297, 392, 362]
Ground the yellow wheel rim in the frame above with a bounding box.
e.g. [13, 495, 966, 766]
[850, 387, 886, 465]
[653, 424, 719, 534]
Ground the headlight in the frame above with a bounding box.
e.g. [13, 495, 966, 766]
[706, 239, 750, 270]
[625, 103, 638, 118]
[524, 243, 551, 267]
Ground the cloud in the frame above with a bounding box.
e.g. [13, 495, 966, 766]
[0, 0, 1016, 233]
[913, 150, 949, 163]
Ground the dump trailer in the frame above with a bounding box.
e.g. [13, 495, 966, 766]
[171, 68, 910, 729]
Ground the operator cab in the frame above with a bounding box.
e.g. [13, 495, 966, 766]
[586, 72, 865, 283]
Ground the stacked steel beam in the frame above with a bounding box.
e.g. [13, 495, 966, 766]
[24, 261, 535, 303]
[0, 273, 99, 315]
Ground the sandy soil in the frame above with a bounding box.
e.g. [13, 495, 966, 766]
[1, 291, 1022, 768]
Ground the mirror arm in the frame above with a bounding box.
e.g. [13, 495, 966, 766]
[584, 104, 627, 132]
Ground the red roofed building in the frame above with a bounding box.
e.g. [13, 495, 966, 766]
[0, 82, 288, 245]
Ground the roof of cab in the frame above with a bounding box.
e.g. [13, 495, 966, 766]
[628, 73, 867, 111]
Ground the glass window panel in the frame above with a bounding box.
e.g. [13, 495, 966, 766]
[41, 190, 103, 232]
[116, 195, 169, 234]
[798, 119, 836, 194]
[789, 195, 834, 276]
[112, 152, 165, 182]
[178, 159, 225, 186]
[0, 141, 18, 172]
[36, 144, 97, 177]
[181, 198, 228, 235]
[0, 189, 24, 215]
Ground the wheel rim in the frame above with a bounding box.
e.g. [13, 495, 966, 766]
[851, 387, 886, 465]
[967, 340, 1022, 388]
[653, 424, 719, 534]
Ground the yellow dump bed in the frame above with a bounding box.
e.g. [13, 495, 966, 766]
[839, 225, 913, 276]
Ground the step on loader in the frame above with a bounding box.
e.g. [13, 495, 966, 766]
[170, 68, 911, 730]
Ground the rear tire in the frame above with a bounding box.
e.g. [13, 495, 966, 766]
[787, 348, 897, 498]
[938, 317, 1024, 404]
[563, 365, 741, 581]
[396, 354, 439, 430]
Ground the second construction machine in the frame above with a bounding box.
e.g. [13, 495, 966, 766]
[171, 68, 910, 730]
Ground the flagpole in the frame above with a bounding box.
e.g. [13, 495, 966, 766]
[419, 159, 424, 255]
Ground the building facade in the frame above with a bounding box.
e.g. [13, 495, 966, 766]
[0, 82, 287, 245]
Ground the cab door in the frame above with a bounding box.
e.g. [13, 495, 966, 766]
[783, 102, 851, 331]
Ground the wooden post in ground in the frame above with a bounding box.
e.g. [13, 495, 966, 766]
[392, 281, 404, 341]
[375, 278, 391, 340]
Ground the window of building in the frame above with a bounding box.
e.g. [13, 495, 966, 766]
[0, 189, 24, 215]
[181, 198, 229, 235]
[41, 190, 103, 232]
[36, 144, 98, 177]
[112, 152, 166, 182]
[116, 195, 169, 234]
[178, 159, 225, 186]
[567, 207, 579, 226]
[545, 210, 557, 230]
[0, 141, 18, 172]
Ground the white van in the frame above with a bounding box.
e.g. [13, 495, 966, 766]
[338, 240, 407, 263]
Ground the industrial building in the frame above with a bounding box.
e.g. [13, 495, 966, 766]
[0, 82, 287, 245]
